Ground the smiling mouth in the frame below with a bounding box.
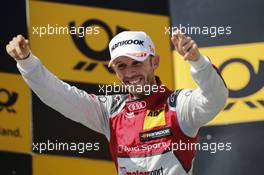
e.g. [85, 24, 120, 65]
[125, 77, 144, 85]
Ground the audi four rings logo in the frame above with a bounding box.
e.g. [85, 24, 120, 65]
[128, 101, 147, 111]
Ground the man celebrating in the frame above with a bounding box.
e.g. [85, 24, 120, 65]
[6, 31, 228, 175]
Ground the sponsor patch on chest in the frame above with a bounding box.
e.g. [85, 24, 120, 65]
[139, 127, 172, 142]
[143, 109, 166, 130]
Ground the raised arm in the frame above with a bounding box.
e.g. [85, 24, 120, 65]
[171, 31, 228, 137]
[6, 35, 110, 137]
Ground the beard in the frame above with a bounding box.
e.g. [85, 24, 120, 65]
[123, 73, 156, 99]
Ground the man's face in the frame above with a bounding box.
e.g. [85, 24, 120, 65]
[112, 55, 159, 98]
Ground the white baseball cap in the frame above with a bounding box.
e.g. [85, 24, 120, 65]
[108, 31, 155, 67]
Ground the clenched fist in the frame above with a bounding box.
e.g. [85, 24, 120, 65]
[6, 35, 30, 60]
[171, 30, 201, 61]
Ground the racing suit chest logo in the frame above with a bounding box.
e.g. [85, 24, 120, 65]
[139, 127, 172, 142]
[143, 108, 166, 130]
[127, 101, 146, 112]
[147, 109, 163, 117]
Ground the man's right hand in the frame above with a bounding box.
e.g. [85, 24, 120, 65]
[6, 35, 30, 60]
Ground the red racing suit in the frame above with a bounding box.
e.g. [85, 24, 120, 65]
[17, 54, 228, 175]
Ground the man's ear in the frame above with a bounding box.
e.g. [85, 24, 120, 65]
[111, 64, 116, 73]
[152, 55, 160, 70]
[115, 71, 123, 84]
